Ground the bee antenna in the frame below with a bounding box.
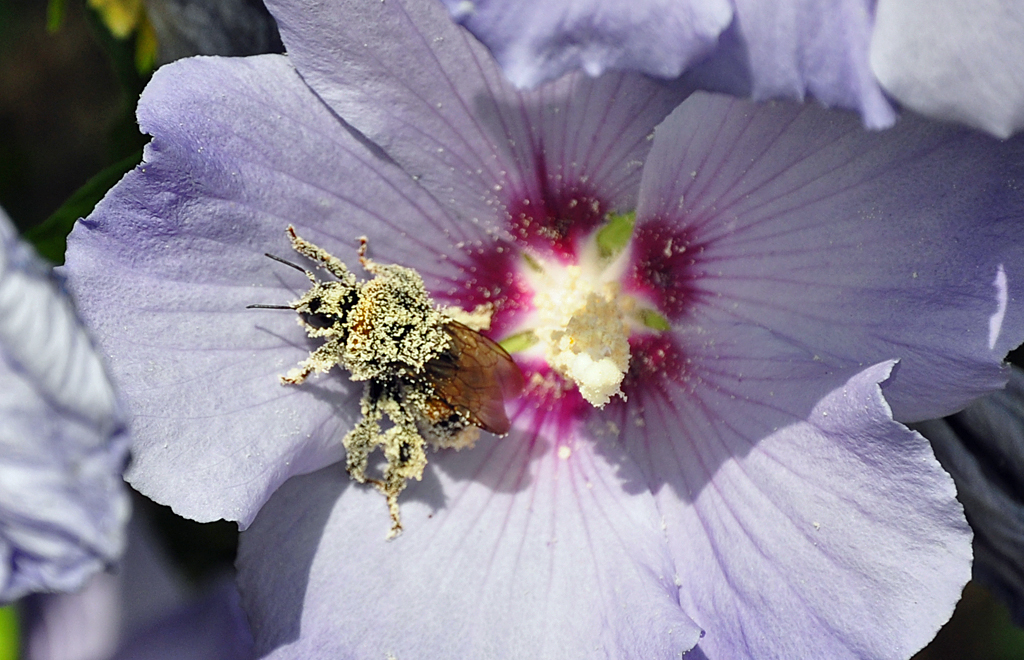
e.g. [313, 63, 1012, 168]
[247, 304, 294, 310]
[264, 253, 308, 274]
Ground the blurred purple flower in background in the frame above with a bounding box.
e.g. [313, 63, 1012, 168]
[21, 512, 253, 660]
[869, 0, 1024, 138]
[440, 0, 1024, 136]
[143, 0, 283, 64]
[62, 0, 1024, 657]
[0, 207, 129, 603]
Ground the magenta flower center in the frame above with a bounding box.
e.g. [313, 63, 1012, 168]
[435, 183, 696, 425]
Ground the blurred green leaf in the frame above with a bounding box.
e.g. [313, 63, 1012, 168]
[46, 0, 66, 33]
[83, 2, 148, 99]
[0, 606, 18, 660]
[24, 149, 140, 263]
[134, 13, 157, 74]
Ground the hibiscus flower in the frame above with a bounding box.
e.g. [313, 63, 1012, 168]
[63, 0, 1024, 657]
[0, 208, 129, 602]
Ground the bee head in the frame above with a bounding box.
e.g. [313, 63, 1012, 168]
[296, 281, 358, 331]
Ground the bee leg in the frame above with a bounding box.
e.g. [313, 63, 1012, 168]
[378, 422, 429, 539]
[286, 225, 356, 283]
[343, 404, 381, 481]
[357, 235, 383, 275]
[359, 474, 403, 538]
[341, 397, 408, 538]
[280, 341, 343, 384]
[383, 492, 403, 539]
[280, 361, 314, 385]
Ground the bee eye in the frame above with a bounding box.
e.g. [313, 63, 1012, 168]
[300, 312, 337, 329]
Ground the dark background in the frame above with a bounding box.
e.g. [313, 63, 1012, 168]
[0, 0, 142, 234]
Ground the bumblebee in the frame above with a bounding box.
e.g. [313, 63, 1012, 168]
[251, 226, 523, 536]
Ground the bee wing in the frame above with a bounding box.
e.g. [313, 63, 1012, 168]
[429, 321, 525, 435]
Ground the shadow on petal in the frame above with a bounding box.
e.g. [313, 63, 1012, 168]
[236, 466, 347, 653]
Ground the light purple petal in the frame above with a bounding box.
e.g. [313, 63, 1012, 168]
[237, 424, 702, 659]
[437, 0, 898, 129]
[635, 92, 1024, 423]
[612, 359, 970, 659]
[265, 0, 691, 221]
[65, 54, 477, 527]
[916, 366, 1024, 624]
[21, 573, 122, 660]
[870, 0, 1024, 139]
[734, 0, 895, 129]
[0, 210, 130, 602]
[608, 93, 1015, 655]
[438, 0, 732, 88]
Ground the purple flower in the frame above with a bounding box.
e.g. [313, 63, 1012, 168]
[440, 0, 1024, 136]
[0, 209, 130, 602]
[22, 512, 254, 660]
[144, 0, 283, 64]
[62, 0, 1024, 657]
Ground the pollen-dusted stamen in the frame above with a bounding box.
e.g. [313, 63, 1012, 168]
[532, 263, 631, 408]
[508, 212, 667, 408]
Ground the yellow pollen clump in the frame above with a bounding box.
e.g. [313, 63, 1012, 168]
[533, 264, 630, 407]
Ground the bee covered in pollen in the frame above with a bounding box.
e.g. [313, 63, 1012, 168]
[250, 226, 524, 537]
